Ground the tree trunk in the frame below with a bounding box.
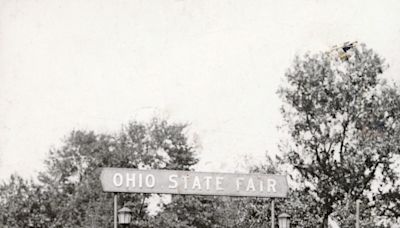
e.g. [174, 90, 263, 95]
[321, 213, 329, 228]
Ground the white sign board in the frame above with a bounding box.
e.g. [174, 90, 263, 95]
[100, 168, 288, 198]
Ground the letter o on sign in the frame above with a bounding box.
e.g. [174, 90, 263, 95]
[113, 173, 123, 187]
[146, 174, 155, 188]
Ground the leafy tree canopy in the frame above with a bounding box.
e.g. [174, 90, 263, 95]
[278, 43, 400, 227]
[1, 118, 198, 227]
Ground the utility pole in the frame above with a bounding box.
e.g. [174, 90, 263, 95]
[356, 200, 360, 228]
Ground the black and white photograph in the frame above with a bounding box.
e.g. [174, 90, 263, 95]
[1, 0, 400, 227]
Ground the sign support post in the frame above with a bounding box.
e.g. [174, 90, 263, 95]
[271, 200, 275, 228]
[114, 193, 118, 228]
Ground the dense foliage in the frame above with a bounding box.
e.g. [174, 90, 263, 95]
[278, 44, 400, 227]
[1, 118, 198, 227]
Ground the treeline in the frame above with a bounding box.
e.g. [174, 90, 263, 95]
[0, 119, 316, 227]
[0, 119, 309, 227]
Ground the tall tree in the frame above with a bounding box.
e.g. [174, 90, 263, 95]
[35, 118, 198, 227]
[278, 44, 400, 227]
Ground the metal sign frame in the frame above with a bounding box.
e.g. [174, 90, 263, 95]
[100, 168, 288, 228]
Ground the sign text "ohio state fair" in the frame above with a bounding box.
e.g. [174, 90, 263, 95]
[100, 168, 288, 198]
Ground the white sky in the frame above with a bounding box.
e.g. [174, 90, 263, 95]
[1, 0, 400, 181]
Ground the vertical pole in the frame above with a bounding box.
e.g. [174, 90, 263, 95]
[114, 193, 118, 228]
[271, 200, 275, 228]
[356, 200, 360, 228]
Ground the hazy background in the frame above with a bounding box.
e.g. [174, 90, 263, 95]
[1, 0, 400, 181]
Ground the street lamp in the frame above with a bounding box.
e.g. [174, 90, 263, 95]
[278, 213, 290, 228]
[28, 215, 42, 228]
[117, 207, 132, 226]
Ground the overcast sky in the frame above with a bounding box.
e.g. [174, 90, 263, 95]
[1, 0, 399, 181]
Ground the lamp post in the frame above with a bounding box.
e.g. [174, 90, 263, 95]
[118, 207, 132, 227]
[28, 214, 42, 228]
[278, 213, 290, 228]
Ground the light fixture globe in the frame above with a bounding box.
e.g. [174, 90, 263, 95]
[117, 207, 132, 225]
[278, 213, 290, 228]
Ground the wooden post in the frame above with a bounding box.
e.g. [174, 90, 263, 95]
[271, 200, 275, 228]
[114, 193, 118, 228]
[356, 200, 360, 228]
